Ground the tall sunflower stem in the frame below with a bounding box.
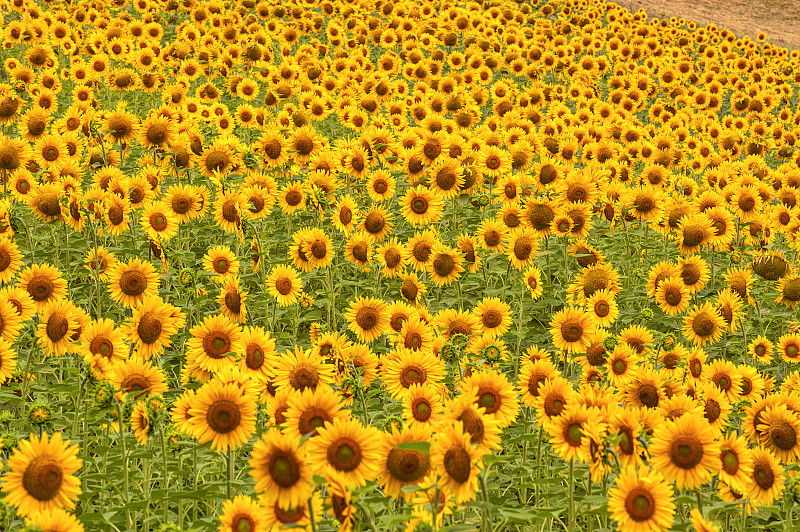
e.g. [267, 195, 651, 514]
[114, 399, 132, 530]
[20, 340, 36, 417]
[696, 489, 703, 513]
[431, 488, 441, 531]
[534, 426, 543, 506]
[567, 460, 575, 531]
[160, 425, 170, 524]
[226, 448, 234, 500]
[356, 501, 378, 532]
[480, 466, 493, 532]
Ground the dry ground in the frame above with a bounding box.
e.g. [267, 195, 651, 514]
[611, 0, 800, 51]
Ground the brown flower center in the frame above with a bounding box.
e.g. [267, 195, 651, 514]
[328, 437, 362, 471]
[22, 456, 63, 502]
[46, 311, 69, 343]
[27, 274, 55, 302]
[138, 313, 163, 344]
[119, 269, 147, 297]
[624, 487, 655, 522]
[444, 446, 471, 483]
[269, 450, 301, 487]
[769, 420, 797, 451]
[386, 447, 431, 482]
[400, 364, 426, 388]
[146, 123, 169, 145]
[669, 435, 704, 469]
[206, 399, 241, 434]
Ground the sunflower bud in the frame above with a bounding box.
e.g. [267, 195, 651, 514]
[661, 335, 676, 350]
[27, 401, 53, 426]
[602, 336, 618, 350]
[0, 410, 14, 424]
[158, 524, 183, 532]
[450, 333, 469, 350]
[440, 341, 461, 364]
[0, 433, 17, 451]
[93, 381, 115, 409]
[786, 476, 800, 505]
[179, 268, 195, 287]
[382, 415, 404, 433]
[640, 308, 654, 321]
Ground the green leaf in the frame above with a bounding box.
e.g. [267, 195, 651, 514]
[394, 441, 431, 453]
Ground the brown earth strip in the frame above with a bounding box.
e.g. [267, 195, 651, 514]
[610, 0, 800, 51]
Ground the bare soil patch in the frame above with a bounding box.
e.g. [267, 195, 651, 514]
[611, 0, 800, 51]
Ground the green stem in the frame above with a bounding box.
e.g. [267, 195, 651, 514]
[114, 399, 132, 529]
[480, 466, 493, 532]
[160, 425, 170, 524]
[568, 460, 575, 530]
[226, 448, 234, 500]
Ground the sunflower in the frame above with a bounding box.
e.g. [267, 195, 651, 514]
[0, 432, 82, 518]
[677, 212, 714, 255]
[406, 229, 439, 271]
[333, 195, 359, 233]
[624, 368, 666, 410]
[683, 303, 725, 346]
[400, 185, 444, 226]
[476, 218, 508, 252]
[756, 404, 800, 463]
[79, 318, 127, 368]
[746, 448, 785, 506]
[289, 125, 324, 165]
[266, 265, 302, 306]
[107, 258, 159, 309]
[569, 261, 621, 304]
[138, 114, 176, 150]
[431, 423, 481, 504]
[213, 191, 246, 234]
[547, 403, 606, 464]
[517, 358, 560, 408]
[718, 433, 754, 492]
[361, 205, 393, 241]
[283, 386, 346, 440]
[0, 338, 17, 384]
[443, 393, 502, 454]
[506, 226, 539, 271]
[607, 467, 676, 532]
[218, 495, 265, 532]
[366, 169, 396, 202]
[308, 416, 381, 488]
[550, 307, 596, 354]
[130, 401, 151, 446]
[302, 228, 335, 270]
[273, 346, 335, 393]
[654, 277, 689, 316]
[102, 104, 139, 144]
[124, 295, 185, 359]
[532, 376, 577, 427]
[25, 507, 85, 532]
[428, 158, 464, 199]
[262, 494, 322, 531]
[376, 238, 406, 277]
[0, 286, 36, 322]
[139, 201, 178, 242]
[749, 335, 774, 364]
[401, 383, 443, 428]
[326, 473, 355, 532]
[111, 357, 168, 400]
[377, 424, 434, 500]
[37, 300, 77, 357]
[203, 246, 239, 281]
[345, 297, 389, 343]
[397, 314, 434, 352]
[586, 289, 619, 328]
[249, 428, 312, 509]
[649, 413, 721, 490]
[677, 255, 710, 294]
[0, 297, 22, 342]
[218, 277, 247, 324]
[186, 314, 243, 375]
[382, 348, 446, 399]
[200, 140, 240, 180]
[188, 380, 257, 452]
[424, 244, 463, 288]
[17, 263, 67, 310]
[523, 266, 544, 300]
[398, 272, 427, 306]
[344, 231, 372, 268]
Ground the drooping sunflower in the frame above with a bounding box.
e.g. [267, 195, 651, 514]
[345, 297, 389, 343]
[649, 413, 721, 490]
[217, 495, 265, 532]
[382, 348, 446, 399]
[683, 303, 725, 346]
[0, 297, 22, 342]
[377, 424, 434, 500]
[607, 467, 676, 532]
[186, 314, 243, 375]
[218, 277, 247, 324]
[130, 401, 152, 446]
[326, 472, 355, 532]
[213, 191, 246, 235]
[717, 433, 754, 492]
[17, 263, 67, 310]
[443, 394, 502, 454]
[0, 432, 82, 518]
[308, 416, 381, 488]
[249, 428, 312, 509]
[188, 379, 257, 452]
[523, 266, 544, 300]
[107, 258, 159, 308]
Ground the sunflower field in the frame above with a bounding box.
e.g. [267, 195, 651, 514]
[2, 0, 800, 530]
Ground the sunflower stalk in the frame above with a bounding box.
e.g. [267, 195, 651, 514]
[226, 447, 234, 500]
[114, 398, 133, 530]
[567, 459, 575, 531]
[160, 424, 170, 524]
[480, 465, 493, 532]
